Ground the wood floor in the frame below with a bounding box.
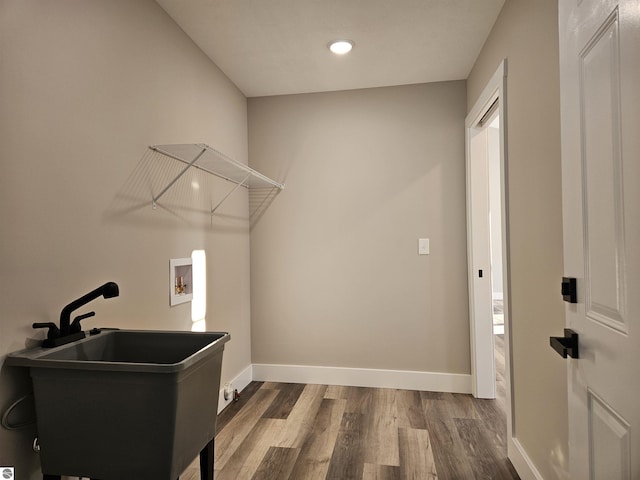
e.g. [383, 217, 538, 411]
[181, 337, 518, 480]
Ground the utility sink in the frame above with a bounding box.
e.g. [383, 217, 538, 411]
[9, 329, 227, 371]
[7, 330, 230, 480]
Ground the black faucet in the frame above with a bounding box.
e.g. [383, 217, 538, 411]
[33, 282, 119, 347]
[59, 282, 119, 336]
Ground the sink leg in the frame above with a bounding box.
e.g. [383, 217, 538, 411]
[199, 438, 214, 480]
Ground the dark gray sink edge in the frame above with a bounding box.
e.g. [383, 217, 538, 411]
[6, 330, 230, 373]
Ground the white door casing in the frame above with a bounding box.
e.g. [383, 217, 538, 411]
[465, 60, 510, 402]
[559, 0, 640, 478]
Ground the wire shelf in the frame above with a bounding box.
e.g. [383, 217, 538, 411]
[149, 143, 284, 213]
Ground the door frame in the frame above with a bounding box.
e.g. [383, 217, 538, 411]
[465, 60, 513, 433]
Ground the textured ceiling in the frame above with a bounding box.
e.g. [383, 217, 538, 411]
[156, 0, 505, 97]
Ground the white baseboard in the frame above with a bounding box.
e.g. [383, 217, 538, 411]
[508, 437, 544, 480]
[217, 364, 253, 413]
[252, 363, 471, 394]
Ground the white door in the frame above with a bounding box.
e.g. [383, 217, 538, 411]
[559, 0, 640, 478]
[468, 123, 496, 399]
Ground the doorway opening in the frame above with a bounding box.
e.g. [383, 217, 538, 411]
[487, 113, 504, 337]
[484, 112, 508, 409]
[465, 60, 513, 445]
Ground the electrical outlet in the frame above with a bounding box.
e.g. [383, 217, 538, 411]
[223, 382, 233, 401]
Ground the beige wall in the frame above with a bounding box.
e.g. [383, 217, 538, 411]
[467, 0, 569, 478]
[0, 1, 251, 476]
[248, 82, 469, 374]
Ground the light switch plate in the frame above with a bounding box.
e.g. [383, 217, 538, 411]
[418, 238, 430, 255]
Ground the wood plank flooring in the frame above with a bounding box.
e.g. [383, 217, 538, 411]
[181, 337, 518, 480]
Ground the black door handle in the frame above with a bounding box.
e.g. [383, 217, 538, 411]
[550, 329, 579, 359]
[561, 277, 577, 303]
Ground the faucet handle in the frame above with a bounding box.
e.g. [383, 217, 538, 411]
[70, 311, 96, 333]
[32, 322, 61, 340]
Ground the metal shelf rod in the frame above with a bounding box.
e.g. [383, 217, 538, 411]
[210, 173, 252, 215]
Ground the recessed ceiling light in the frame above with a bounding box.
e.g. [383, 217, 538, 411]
[328, 40, 354, 55]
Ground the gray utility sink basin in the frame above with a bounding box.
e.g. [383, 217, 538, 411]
[7, 329, 230, 480]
